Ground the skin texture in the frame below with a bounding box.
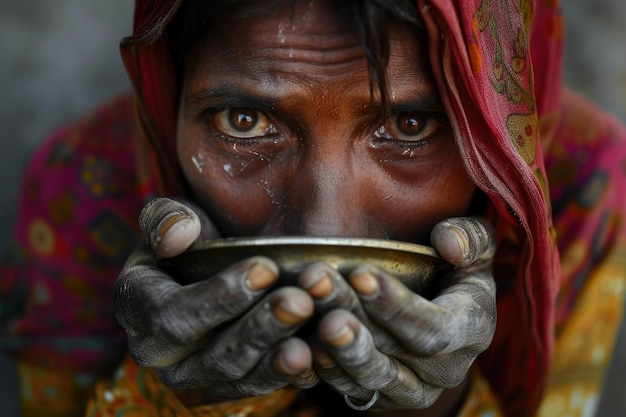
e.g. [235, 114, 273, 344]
[176, 1, 476, 241]
[114, 1, 497, 415]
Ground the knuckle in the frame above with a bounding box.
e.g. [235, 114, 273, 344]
[413, 321, 455, 356]
[156, 367, 189, 388]
[419, 388, 443, 408]
[129, 351, 154, 368]
[112, 269, 138, 327]
[201, 351, 243, 381]
[418, 358, 467, 389]
[439, 368, 467, 388]
[235, 380, 274, 397]
[418, 338, 452, 356]
[145, 303, 194, 345]
[127, 342, 161, 368]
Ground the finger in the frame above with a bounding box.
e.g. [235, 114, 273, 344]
[179, 198, 222, 241]
[298, 262, 398, 354]
[124, 327, 208, 368]
[315, 310, 441, 409]
[157, 288, 314, 387]
[114, 255, 279, 346]
[430, 217, 494, 267]
[240, 337, 318, 393]
[317, 310, 395, 390]
[158, 337, 316, 396]
[348, 265, 496, 358]
[312, 342, 372, 400]
[298, 262, 362, 312]
[201, 287, 314, 380]
[349, 264, 495, 388]
[139, 197, 202, 257]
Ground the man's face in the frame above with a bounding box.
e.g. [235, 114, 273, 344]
[176, 0, 476, 244]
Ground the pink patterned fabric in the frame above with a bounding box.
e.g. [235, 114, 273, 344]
[0, 95, 145, 414]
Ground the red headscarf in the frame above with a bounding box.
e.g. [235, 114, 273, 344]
[120, 1, 563, 415]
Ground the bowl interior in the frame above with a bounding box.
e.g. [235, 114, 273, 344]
[158, 236, 452, 293]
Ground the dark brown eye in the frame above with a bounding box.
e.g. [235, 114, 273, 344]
[374, 112, 441, 142]
[214, 108, 276, 138]
[231, 109, 257, 131]
[397, 113, 426, 136]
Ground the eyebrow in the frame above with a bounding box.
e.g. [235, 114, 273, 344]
[389, 96, 445, 113]
[185, 84, 278, 112]
[185, 82, 445, 115]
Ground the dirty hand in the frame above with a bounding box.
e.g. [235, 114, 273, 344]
[297, 217, 496, 411]
[114, 197, 318, 397]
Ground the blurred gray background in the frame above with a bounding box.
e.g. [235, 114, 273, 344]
[0, 0, 624, 416]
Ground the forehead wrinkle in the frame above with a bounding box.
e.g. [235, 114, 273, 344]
[265, 43, 367, 67]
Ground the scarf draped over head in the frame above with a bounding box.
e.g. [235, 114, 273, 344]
[120, 0, 563, 415]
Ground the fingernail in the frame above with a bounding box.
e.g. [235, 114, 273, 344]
[158, 213, 188, 240]
[348, 272, 379, 296]
[273, 298, 309, 325]
[275, 354, 307, 376]
[245, 262, 278, 291]
[159, 217, 194, 243]
[448, 224, 470, 261]
[432, 220, 471, 266]
[305, 272, 333, 299]
[326, 325, 354, 347]
[155, 214, 201, 257]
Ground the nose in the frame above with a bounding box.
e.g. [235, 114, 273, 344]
[267, 148, 381, 238]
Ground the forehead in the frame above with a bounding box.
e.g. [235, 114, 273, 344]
[181, 0, 436, 106]
[187, 0, 363, 67]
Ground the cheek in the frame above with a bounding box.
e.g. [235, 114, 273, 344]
[376, 152, 476, 242]
[177, 133, 281, 236]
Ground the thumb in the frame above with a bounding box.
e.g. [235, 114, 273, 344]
[139, 197, 203, 258]
[430, 217, 494, 267]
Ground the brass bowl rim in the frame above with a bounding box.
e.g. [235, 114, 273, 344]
[186, 236, 442, 259]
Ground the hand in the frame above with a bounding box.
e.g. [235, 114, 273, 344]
[114, 197, 318, 397]
[297, 217, 496, 412]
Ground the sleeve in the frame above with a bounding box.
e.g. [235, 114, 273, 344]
[0, 94, 143, 416]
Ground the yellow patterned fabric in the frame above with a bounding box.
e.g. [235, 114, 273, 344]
[85, 355, 301, 417]
[457, 249, 626, 417]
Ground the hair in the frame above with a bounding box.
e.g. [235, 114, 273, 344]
[168, 0, 424, 115]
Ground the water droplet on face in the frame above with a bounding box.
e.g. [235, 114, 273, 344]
[258, 178, 280, 206]
[250, 151, 269, 162]
[277, 22, 286, 43]
[191, 154, 205, 173]
[401, 148, 415, 158]
[223, 163, 233, 177]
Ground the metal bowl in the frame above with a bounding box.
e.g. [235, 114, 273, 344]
[158, 236, 452, 293]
